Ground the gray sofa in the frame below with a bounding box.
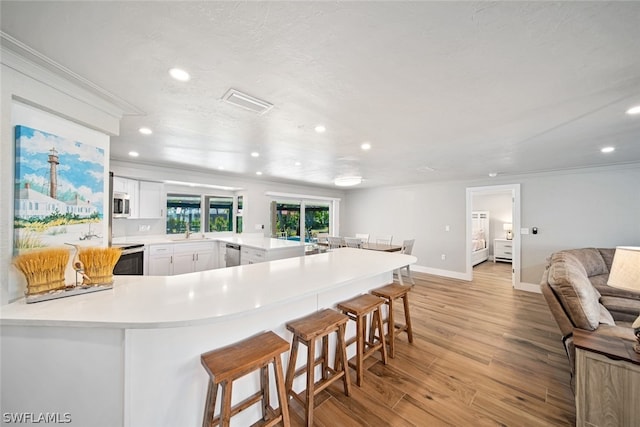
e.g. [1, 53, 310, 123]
[540, 248, 639, 386]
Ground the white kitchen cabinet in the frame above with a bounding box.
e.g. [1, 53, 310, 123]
[194, 248, 215, 272]
[241, 246, 266, 265]
[217, 242, 226, 269]
[147, 244, 173, 276]
[138, 181, 165, 219]
[148, 242, 215, 276]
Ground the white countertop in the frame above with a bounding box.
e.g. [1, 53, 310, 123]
[0, 248, 416, 329]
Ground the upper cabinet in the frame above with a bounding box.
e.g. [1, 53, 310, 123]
[113, 176, 164, 219]
[139, 181, 165, 219]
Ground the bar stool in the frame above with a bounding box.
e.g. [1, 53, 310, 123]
[200, 331, 290, 427]
[336, 293, 388, 386]
[284, 309, 351, 427]
[371, 283, 414, 358]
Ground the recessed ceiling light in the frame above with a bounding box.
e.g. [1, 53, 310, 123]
[251, 151, 260, 157]
[138, 127, 152, 135]
[626, 105, 640, 115]
[488, 172, 498, 177]
[128, 151, 139, 157]
[218, 166, 224, 170]
[361, 142, 371, 150]
[294, 161, 301, 166]
[315, 125, 326, 133]
[334, 176, 362, 187]
[169, 68, 190, 82]
[601, 146, 615, 153]
[256, 171, 263, 175]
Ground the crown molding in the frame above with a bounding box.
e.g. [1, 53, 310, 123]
[1, 31, 145, 118]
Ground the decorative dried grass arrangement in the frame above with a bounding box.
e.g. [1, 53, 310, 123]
[14, 248, 70, 295]
[78, 247, 122, 285]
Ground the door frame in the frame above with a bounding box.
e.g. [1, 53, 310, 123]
[465, 184, 521, 289]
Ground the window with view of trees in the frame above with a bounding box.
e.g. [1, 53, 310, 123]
[270, 199, 331, 242]
[167, 194, 237, 234]
[166, 194, 201, 234]
[205, 196, 233, 232]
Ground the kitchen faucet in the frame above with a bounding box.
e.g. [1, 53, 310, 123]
[185, 221, 191, 239]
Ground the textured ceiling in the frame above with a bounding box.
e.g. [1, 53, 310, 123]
[2, 1, 640, 189]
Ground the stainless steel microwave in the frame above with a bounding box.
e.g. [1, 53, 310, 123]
[113, 192, 131, 217]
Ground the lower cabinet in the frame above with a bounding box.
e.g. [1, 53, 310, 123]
[148, 242, 216, 276]
[241, 247, 266, 265]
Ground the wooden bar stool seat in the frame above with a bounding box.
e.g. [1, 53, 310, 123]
[336, 293, 388, 386]
[284, 309, 351, 427]
[200, 331, 290, 427]
[371, 283, 414, 358]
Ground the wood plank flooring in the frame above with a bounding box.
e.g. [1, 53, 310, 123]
[287, 261, 576, 426]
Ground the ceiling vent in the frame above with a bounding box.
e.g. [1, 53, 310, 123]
[222, 88, 273, 115]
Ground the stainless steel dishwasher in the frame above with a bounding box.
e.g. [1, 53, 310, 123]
[225, 243, 241, 267]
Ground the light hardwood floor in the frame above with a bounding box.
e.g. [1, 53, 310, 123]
[287, 261, 575, 426]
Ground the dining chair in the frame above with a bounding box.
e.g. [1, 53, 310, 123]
[315, 232, 329, 244]
[355, 233, 370, 244]
[397, 239, 415, 284]
[343, 237, 362, 248]
[376, 235, 393, 245]
[327, 236, 344, 249]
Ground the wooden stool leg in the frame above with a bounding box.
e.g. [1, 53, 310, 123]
[306, 338, 316, 427]
[321, 335, 329, 381]
[337, 323, 351, 396]
[403, 294, 414, 343]
[374, 307, 388, 364]
[260, 365, 269, 421]
[387, 297, 396, 358]
[202, 381, 217, 427]
[356, 314, 365, 387]
[220, 381, 232, 427]
[273, 355, 291, 426]
[285, 337, 299, 397]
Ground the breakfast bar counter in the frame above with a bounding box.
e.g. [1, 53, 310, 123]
[1, 248, 416, 426]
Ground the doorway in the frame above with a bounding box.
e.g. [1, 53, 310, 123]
[466, 184, 521, 289]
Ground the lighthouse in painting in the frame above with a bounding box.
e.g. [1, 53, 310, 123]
[48, 147, 59, 199]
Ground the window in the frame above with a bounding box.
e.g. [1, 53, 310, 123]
[270, 197, 334, 242]
[205, 196, 233, 232]
[166, 193, 240, 234]
[236, 196, 243, 233]
[166, 194, 201, 234]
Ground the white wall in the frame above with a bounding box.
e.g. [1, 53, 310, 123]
[342, 165, 640, 286]
[1, 45, 123, 304]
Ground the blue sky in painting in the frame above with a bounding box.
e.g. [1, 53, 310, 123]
[15, 125, 105, 212]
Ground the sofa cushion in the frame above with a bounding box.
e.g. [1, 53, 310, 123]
[591, 273, 640, 300]
[562, 248, 608, 276]
[598, 248, 616, 272]
[599, 304, 615, 326]
[547, 251, 601, 330]
[599, 295, 640, 317]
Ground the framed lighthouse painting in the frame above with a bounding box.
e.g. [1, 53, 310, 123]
[14, 125, 106, 254]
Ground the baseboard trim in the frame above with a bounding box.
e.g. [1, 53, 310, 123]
[515, 281, 541, 293]
[411, 265, 471, 281]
